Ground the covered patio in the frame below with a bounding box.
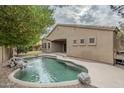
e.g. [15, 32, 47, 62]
[51, 39, 67, 53]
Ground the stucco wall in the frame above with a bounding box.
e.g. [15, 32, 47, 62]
[42, 39, 65, 52]
[42, 39, 51, 52]
[67, 30, 114, 64]
[0, 47, 11, 63]
[44, 25, 116, 64]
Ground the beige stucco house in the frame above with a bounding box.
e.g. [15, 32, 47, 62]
[41, 24, 120, 64]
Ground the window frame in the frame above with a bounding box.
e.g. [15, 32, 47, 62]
[44, 43, 47, 48]
[73, 40, 77, 45]
[79, 38, 86, 45]
[88, 37, 97, 45]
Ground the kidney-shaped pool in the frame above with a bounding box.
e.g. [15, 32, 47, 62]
[13, 56, 88, 84]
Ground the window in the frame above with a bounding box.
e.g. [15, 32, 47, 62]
[42, 43, 50, 49]
[73, 40, 77, 44]
[48, 43, 50, 49]
[89, 38, 95, 43]
[80, 39, 85, 45]
[88, 37, 96, 45]
[80, 39, 85, 44]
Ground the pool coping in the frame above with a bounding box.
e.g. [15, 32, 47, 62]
[8, 55, 83, 88]
[8, 69, 80, 88]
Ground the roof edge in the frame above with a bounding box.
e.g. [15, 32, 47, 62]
[45, 24, 120, 38]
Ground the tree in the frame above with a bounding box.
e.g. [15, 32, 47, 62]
[110, 5, 124, 18]
[117, 23, 124, 42]
[17, 46, 32, 54]
[0, 5, 54, 54]
[0, 6, 54, 47]
[110, 5, 124, 43]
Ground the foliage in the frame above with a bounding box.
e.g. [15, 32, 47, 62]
[117, 23, 124, 42]
[17, 46, 32, 54]
[110, 5, 124, 42]
[0, 5, 54, 48]
[110, 5, 124, 18]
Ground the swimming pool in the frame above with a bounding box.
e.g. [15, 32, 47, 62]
[14, 57, 88, 83]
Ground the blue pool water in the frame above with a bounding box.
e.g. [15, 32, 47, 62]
[14, 57, 88, 83]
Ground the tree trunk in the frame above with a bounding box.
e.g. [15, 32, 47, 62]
[10, 48, 13, 58]
[2, 47, 3, 63]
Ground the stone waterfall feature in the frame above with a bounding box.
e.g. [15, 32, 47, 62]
[7, 57, 27, 69]
[78, 72, 91, 85]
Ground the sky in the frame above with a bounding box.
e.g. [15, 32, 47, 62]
[52, 5, 124, 26]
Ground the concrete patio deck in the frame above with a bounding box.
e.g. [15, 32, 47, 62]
[42, 53, 124, 88]
[1, 53, 124, 88]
